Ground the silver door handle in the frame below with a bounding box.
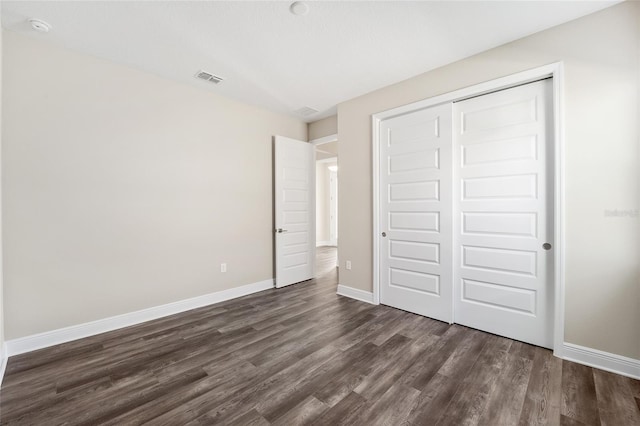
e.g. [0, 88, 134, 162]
[275, 228, 288, 233]
[381, 232, 386, 237]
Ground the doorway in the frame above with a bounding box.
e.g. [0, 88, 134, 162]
[313, 136, 339, 274]
[372, 65, 565, 351]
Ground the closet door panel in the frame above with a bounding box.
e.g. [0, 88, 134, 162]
[379, 104, 453, 323]
[453, 79, 554, 348]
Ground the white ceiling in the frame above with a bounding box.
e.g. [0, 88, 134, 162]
[2, 1, 620, 122]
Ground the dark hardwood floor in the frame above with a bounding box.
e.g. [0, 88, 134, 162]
[1, 246, 639, 425]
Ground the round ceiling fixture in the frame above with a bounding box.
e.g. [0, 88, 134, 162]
[289, 1, 309, 16]
[29, 18, 52, 33]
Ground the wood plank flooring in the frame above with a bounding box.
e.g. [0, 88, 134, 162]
[1, 247, 638, 425]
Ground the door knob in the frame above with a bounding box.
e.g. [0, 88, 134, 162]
[381, 232, 387, 237]
[542, 243, 552, 250]
[275, 228, 288, 233]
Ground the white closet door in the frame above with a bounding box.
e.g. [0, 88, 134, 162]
[379, 103, 453, 323]
[453, 79, 553, 348]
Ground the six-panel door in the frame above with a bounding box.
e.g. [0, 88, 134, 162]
[378, 79, 553, 348]
[452, 79, 553, 348]
[275, 136, 315, 288]
[379, 104, 453, 323]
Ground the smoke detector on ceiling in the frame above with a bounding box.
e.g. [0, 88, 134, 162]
[289, 2, 309, 16]
[194, 70, 224, 85]
[294, 106, 319, 117]
[29, 18, 51, 33]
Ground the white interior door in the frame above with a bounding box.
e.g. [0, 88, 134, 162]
[453, 79, 553, 348]
[379, 103, 453, 323]
[274, 136, 315, 288]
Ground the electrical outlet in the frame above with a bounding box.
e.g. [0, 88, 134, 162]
[346, 260, 352, 270]
[220, 263, 227, 273]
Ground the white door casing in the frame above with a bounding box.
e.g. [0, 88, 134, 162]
[274, 136, 315, 288]
[453, 79, 554, 348]
[379, 103, 453, 323]
[329, 170, 338, 246]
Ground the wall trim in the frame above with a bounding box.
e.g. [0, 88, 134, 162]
[563, 343, 640, 380]
[0, 345, 7, 386]
[316, 157, 337, 164]
[316, 240, 332, 247]
[372, 62, 566, 353]
[5, 279, 275, 357]
[337, 284, 375, 305]
[310, 133, 338, 146]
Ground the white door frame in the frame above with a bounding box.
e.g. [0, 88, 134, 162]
[312, 133, 339, 261]
[310, 133, 338, 146]
[329, 169, 338, 246]
[372, 62, 565, 357]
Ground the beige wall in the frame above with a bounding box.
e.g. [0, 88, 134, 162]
[2, 32, 307, 339]
[338, 2, 640, 359]
[308, 115, 337, 141]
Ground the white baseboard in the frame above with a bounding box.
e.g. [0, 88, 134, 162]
[0, 344, 7, 386]
[336, 284, 376, 305]
[563, 342, 640, 380]
[6, 279, 275, 357]
[316, 241, 331, 247]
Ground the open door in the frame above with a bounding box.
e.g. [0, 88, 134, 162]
[274, 136, 315, 288]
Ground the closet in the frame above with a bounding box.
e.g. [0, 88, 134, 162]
[378, 79, 554, 348]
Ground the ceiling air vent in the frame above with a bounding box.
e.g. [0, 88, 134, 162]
[195, 70, 224, 84]
[294, 106, 319, 117]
